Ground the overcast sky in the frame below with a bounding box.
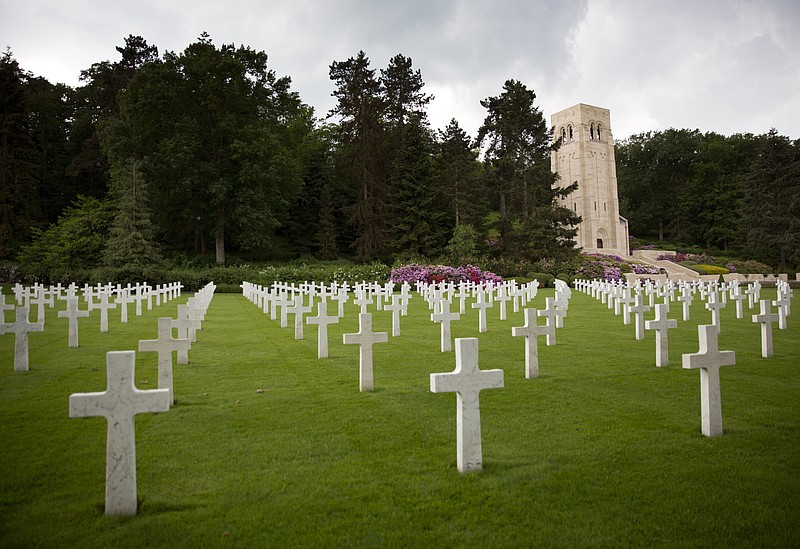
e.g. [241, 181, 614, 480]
[3, 0, 799, 141]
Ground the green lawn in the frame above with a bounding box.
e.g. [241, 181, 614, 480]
[1, 285, 798, 548]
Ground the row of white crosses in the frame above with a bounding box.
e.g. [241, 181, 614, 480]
[68, 282, 215, 516]
[574, 277, 793, 436]
[0, 282, 185, 371]
[242, 278, 568, 474]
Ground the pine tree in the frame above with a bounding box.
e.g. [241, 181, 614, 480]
[436, 119, 484, 229]
[104, 158, 163, 271]
[743, 129, 800, 271]
[329, 51, 388, 262]
[0, 50, 42, 257]
[386, 114, 445, 259]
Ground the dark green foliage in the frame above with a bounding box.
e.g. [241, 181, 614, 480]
[16, 195, 113, 278]
[477, 80, 580, 259]
[330, 51, 388, 262]
[0, 50, 42, 257]
[386, 115, 446, 258]
[436, 119, 485, 228]
[445, 224, 479, 266]
[742, 129, 800, 271]
[103, 158, 163, 271]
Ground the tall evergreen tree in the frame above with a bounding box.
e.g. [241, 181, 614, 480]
[0, 50, 41, 257]
[386, 114, 444, 258]
[103, 158, 162, 271]
[329, 51, 388, 262]
[477, 80, 579, 258]
[743, 129, 800, 271]
[436, 118, 484, 229]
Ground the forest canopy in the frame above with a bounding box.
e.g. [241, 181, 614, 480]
[1, 35, 798, 273]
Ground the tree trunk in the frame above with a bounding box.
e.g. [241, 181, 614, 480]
[215, 222, 225, 264]
[659, 219, 664, 242]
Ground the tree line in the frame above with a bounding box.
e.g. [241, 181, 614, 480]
[616, 128, 800, 271]
[1, 34, 797, 275]
[1, 34, 578, 275]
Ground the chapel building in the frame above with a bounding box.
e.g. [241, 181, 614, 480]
[550, 103, 630, 257]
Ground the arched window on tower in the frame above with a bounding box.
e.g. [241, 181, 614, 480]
[568, 125, 573, 142]
[597, 125, 602, 142]
[590, 124, 594, 141]
[562, 127, 567, 142]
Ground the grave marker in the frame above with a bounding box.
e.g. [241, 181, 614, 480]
[752, 300, 779, 358]
[69, 351, 170, 515]
[682, 325, 736, 437]
[0, 306, 44, 371]
[138, 317, 191, 405]
[645, 303, 678, 367]
[343, 313, 388, 392]
[431, 299, 460, 352]
[512, 308, 554, 379]
[57, 297, 90, 348]
[306, 300, 339, 359]
[430, 338, 504, 473]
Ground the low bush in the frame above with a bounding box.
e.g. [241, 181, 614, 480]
[525, 272, 555, 287]
[691, 264, 730, 275]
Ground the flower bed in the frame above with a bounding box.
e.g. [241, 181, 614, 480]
[389, 264, 502, 285]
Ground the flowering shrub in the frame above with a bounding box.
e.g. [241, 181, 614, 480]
[389, 263, 502, 285]
[631, 264, 661, 275]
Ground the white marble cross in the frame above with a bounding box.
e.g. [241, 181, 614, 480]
[306, 300, 339, 359]
[512, 308, 555, 379]
[29, 288, 53, 324]
[384, 295, 405, 337]
[57, 297, 90, 348]
[353, 291, 373, 315]
[1, 306, 44, 372]
[730, 286, 747, 319]
[471, 289, 491, 333]
[431, 299, 460, 352]
[772, 291, 790, 330]
[138, 317, 191, 405]
[116, 290, 133, 323]
[704, 291, 726, 330]
[342, 313, 388, 391]
[618, 289, 635, 325]
[494, 286, 511, 321]
[752, 299, 779, 358]
[69, 351, 170, 516]
[287, 295, 313, 340]
[682, 325, 736, 437]
[645, 303, 678, 367]
[430, 338, 504, 473]
[89, 291, 116, 333]
[536, 297, 559, 346]
[677, 286, 694, 322]
[628, 293, 651, 341]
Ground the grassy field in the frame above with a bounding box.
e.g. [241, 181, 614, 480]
[1, 284, 798, 548]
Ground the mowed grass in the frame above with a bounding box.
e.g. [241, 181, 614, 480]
[0, 285, 798, 548]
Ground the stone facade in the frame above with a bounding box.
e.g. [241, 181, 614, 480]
[551, 103, 630, 256]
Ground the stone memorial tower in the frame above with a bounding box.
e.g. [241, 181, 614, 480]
[550, 103, 630, 256]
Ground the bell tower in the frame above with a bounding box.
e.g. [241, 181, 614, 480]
[550, 103, 630, 256]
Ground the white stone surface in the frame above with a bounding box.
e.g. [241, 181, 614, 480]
[69, 351, 170, 516]
[342, 313, 388, 392]
[512, 308, 554, 379]
[682, 325, 736, 437]
[138, 317, 191, 405]
[287, 295, 313, 340]
[431, 299, 460, 352]
[752, 299, 779, 358]
[58, 297, 90, 348]
[1, 306, 44, 372]
[628, 293, 651, 341]
[645, 303, 678, 367]
[306, 300, 339, 359]
[471, 289, 491, 333]
[430, 338, 504, 473]
[89, 290, 116, 333]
